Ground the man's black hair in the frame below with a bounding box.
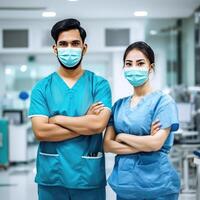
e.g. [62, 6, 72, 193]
[51, 18, 87, 43]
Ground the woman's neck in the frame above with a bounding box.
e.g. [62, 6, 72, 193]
[133, 81, 153, 97]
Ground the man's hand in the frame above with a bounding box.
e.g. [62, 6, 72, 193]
[49, 116, 59, 124]
[86, 102, 105, 115]
[48, 102, 105, 124]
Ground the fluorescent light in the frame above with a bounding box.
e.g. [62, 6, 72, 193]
[20, 65, 27, 72]
[134, 11, 148, 17]
[42, 11, 56, 18]
[68, 0, 79, 2]
[30, 70, 37, 78]
[150, 30, 158, 35]
[5, 68, 12, 75]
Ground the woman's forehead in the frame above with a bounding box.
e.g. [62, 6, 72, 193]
[126, 49, 147, 61]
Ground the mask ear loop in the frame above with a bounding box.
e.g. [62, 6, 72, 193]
[148, 63, 155, 81]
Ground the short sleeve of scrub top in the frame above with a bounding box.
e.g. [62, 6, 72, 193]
[152, 95, 179, 151]
[107, 100, 119, 127]
[152, 95, 179, 132]
[28, 82, 50, 118]
[93, 77, 112, 110]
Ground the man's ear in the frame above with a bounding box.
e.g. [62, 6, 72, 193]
[52, 44, 58, 55]
[82, 43, 88, 55]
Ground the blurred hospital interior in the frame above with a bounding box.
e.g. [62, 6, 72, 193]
[0, 0, 200, 199]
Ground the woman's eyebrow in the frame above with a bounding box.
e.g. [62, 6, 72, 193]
[125, 60, 132, 62]
[136, 59, 145, 62]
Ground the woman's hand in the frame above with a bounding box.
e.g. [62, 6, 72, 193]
[115, 120, 161, 143]
[151, 120, 161, 135]
[86, 102, 105, 115]
[115, 134, 126, 143]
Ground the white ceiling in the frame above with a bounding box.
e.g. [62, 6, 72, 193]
[0, 0, 199, 20]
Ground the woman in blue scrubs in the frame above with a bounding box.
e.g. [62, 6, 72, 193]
[104, 41, 180, 200]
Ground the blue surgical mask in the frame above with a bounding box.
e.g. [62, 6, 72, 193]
[124, 66, 149, 87]
[57, 47, 82, 68]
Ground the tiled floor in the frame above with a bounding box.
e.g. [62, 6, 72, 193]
[0, 153, 196, 200]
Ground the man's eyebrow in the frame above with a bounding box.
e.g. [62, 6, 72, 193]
[58, 41, 67, 43]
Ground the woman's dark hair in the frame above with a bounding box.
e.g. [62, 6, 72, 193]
[51, 18, 87, 43]
[123, 41, 155, 66]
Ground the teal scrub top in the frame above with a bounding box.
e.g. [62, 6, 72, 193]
[29, 70, 112, 189]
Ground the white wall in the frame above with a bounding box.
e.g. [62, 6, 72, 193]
[0, 18, 145, 102]
[146, 35, 169, 90]
[0, 18, 145, 53]
[181, 16, 195, 86]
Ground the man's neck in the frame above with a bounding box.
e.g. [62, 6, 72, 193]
[58, 65, 84, 80]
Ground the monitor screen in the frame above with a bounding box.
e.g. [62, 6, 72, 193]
[2, 110, 23, 125]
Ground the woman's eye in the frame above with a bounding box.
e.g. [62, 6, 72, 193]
[125, 63, 131, 67]
[138, 62, 145, 66]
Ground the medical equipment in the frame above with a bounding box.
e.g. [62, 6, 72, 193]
[9, 122, 38, 163]
[0, 119, 9, 167]
[177, 103, 194, 130]
[2, 109, 27, 125]
[194, 150, 200, 200]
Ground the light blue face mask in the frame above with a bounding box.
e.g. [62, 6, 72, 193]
[124, 66, 149, 87]
[57, 47, 82, 68]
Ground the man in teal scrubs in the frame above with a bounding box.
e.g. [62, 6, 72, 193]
[29, 18, 112, 200]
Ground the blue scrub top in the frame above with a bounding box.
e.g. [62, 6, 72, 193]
[107, 91, 180, 199]
[29, 70, 112, 189]
[108, 90, 179, 153]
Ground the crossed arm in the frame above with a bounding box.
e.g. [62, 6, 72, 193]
[104, 122, 170, 155]
[31, 117, 79, 142]
[49, 109, 110, 135]
[31, 103, 111, 142]
[103, 126, 140, 155]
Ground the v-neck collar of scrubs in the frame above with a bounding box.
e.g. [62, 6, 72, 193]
[54, 70, 86, 91]
[128, 90, 161, 109]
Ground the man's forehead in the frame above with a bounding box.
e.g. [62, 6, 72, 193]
[57, 29, 82, 41]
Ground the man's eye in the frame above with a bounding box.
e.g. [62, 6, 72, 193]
[59, 43, 67, 47]
[72, 42, 80, 46]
